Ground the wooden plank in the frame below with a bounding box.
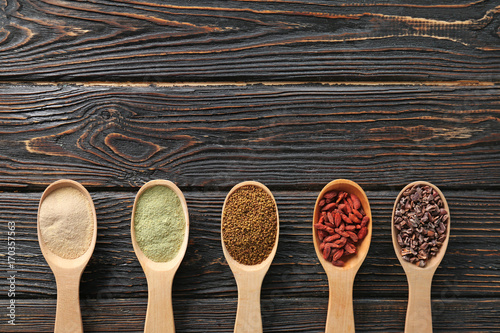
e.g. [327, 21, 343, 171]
[1, 298, 498, 332]
[0, 1, 499, 81]
[1, 190, 498, 299]
[0, 84, 499, 189]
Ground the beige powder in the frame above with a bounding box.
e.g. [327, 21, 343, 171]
[39, 186, 94, 259]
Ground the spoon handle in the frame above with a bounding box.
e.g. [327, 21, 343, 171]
[405, 274, 433, 333]
[325, 272, 355, 333]
[54, 274, 83, 333]
[234, 274, 265, 333]
[145, 271, 175, 333]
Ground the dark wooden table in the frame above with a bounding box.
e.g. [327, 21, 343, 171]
[1, 1, 499, 332]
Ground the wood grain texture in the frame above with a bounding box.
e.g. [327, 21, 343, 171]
[0, 298, 498, 332]
[1, 0, 500, 81]
[1, 190, 498, 300]
[0, 83, 499, 189]
[2, 1, 498, 331]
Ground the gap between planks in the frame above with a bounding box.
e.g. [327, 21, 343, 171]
[0, 80, 497, 88]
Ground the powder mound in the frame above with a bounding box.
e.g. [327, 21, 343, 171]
[222, 185, 277, 266]
[134, 185, 186, 263]
[39, 186, 94, 259]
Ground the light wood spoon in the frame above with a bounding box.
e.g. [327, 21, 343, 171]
[313, 179, 372, 333]
[392, 181, 451, 333]
[131, 179, 189, 333]
[221, 181, 279, 333]
[37, 179, 97, 333]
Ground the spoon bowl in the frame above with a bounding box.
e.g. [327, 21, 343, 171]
[131, 179, 189, 333]
[221, 181, 279, 333]
[391, 181, 451, 333]
[312, 179, 372, 333]
[37, 179, 97, 333]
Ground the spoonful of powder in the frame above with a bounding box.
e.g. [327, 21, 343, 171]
[39, 186, 94, 259]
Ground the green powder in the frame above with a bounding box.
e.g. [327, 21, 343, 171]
[134, 185, 186, 262]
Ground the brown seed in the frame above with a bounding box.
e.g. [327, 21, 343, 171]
[319, 199, 326, 207]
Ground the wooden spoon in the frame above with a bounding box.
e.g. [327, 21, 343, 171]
[221, 181, 279, 333]
[313, 179, 372, 333]
[391, 181, 451, 333]
[131, 179, 189, 333]
[37, 179, 97, 333]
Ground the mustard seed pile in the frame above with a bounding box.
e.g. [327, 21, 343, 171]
[222, 185, 277, 265]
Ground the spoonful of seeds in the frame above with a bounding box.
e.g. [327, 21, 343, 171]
[312, 179, 372, 333]
[391, 181, 451, 333]
[221, 181, 279, 333]
[131, 179, 189, 333]
[37, 179, 97, 333]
